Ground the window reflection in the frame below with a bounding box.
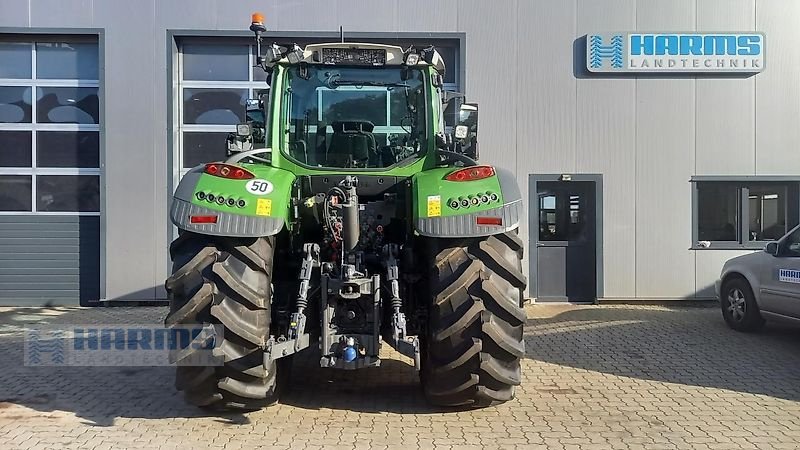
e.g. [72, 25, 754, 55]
[748, 185, 787, 241]
[37, 131, 99, 168]
[182, 44, 249, 81]
[183, 132, 229, 168]
[37, 87, 99, 124]
[0, 86, 33, 123]
[0, 131, 32, 167]
[538, 188, 587, 242]
[36, 42, 99, 80]
[0, 175, 32, 211]
[183, 88, 247, 125]
[0, 43, 32, 79]
[36, 175, 100, 212]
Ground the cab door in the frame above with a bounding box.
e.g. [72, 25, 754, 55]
[760, 225, 800, 318]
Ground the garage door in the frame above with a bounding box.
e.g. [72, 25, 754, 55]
[0, 38, 101, 306]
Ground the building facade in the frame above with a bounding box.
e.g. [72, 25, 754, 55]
[0, 0, 798, 305]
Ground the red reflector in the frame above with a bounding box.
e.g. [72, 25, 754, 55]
[445, 165, 495, 182]
[190, 215, 218, 224]
[204, 163, 254, 180]
[476, 216, 503, 226]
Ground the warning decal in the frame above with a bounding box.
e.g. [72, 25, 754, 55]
[256, 198, 272, 216]
[427, 195, 442, 217]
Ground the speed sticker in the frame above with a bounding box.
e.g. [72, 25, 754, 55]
[245, 179, 273, 195]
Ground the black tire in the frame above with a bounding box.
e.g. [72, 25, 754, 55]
[164, 232, 282, 410]
[720, 277, 765, 332]
[422, 231, 527, 407]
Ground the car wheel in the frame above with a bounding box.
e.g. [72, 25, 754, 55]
[721, 277, 764, 332]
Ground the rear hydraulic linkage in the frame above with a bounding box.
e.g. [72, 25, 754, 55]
[263, 243, 318, 363]
[385, 244, 421, 370]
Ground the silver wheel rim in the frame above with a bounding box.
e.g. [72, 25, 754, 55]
[727, 288, 746, 322]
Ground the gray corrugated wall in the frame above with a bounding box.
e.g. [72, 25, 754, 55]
[1, 0, 798, 301]
[0, 216, 100, 306]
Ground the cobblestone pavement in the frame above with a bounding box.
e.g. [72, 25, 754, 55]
[0, 303, 799, 449]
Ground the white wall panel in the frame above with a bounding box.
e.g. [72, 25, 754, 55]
[576, 0, 636, 298]
[754, 0, 800, 174]
[695, 249, 753, 298]
[515, 0, 573, 295]
[695, 0, 755, 175]
[517, 0, 576, 176]
[157, 0, 215, 30]
[396, 0, 458, 32]
[30, 0, 92, 28]
[213, 0, 274, 30]
[0, 0, 29, 27]
[334, 0, 397, 32]
[634, 0, 696, 298]
[272, 0, 338, 31]
[94, 0, 158, 300]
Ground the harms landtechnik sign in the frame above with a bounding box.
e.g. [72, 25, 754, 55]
[587, 33, 765, 73]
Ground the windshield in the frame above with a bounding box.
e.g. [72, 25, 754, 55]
[283, 66, 427, 169]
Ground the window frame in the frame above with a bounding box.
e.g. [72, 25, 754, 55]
[691, 176, 800, 250]
[177, 42, 268, 176]
[0, 35, 101, 215]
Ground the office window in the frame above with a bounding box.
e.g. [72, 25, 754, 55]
[697, 183, 740, 242]
[0, 39, 100, 214]
[694, 180, 800, 248]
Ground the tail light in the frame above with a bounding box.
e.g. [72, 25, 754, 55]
[476, 216, 503, 226]
[445, 165, 495, 182]
[190, 215, 218, 224]
[204, 163, 255, 180]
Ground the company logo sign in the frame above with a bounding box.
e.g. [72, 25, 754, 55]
[24, 324, 223, 366]
[587, 33, 765, 73]
[779, 269, 800, 284]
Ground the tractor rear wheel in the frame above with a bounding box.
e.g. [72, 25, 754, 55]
[164, 232, 282, 410]
[422, 232, 527, 407]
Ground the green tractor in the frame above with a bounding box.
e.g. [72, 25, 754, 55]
[164, 15, 527, 410]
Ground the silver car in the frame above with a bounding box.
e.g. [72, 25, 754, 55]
[716, 224, 800, 331]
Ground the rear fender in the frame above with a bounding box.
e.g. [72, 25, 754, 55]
[412, 166, 522, 238]
[170, 164, 295, 237]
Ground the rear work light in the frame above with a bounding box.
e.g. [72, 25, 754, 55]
[445, 165, 495, 182]
[190, 215, 218, 224]
[476, 216, 503, 226]
[204, 163, 255, 180]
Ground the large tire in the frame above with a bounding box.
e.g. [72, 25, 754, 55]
[164, 232, 281, 410]
[422, 231, 527, 407]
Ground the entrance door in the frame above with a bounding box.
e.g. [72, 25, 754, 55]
[532, 178, 600, 302]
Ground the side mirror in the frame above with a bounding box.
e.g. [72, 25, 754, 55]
[236, 123, 252, 137]
[454, 103, 479, 159]
[765, 241, 779, 256]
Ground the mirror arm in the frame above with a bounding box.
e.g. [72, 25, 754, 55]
[438, 149, 477, 166]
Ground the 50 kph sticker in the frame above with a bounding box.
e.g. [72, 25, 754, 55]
[245, 179, 273, 195]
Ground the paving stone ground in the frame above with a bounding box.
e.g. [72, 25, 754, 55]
[0, 303, 799, 449]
